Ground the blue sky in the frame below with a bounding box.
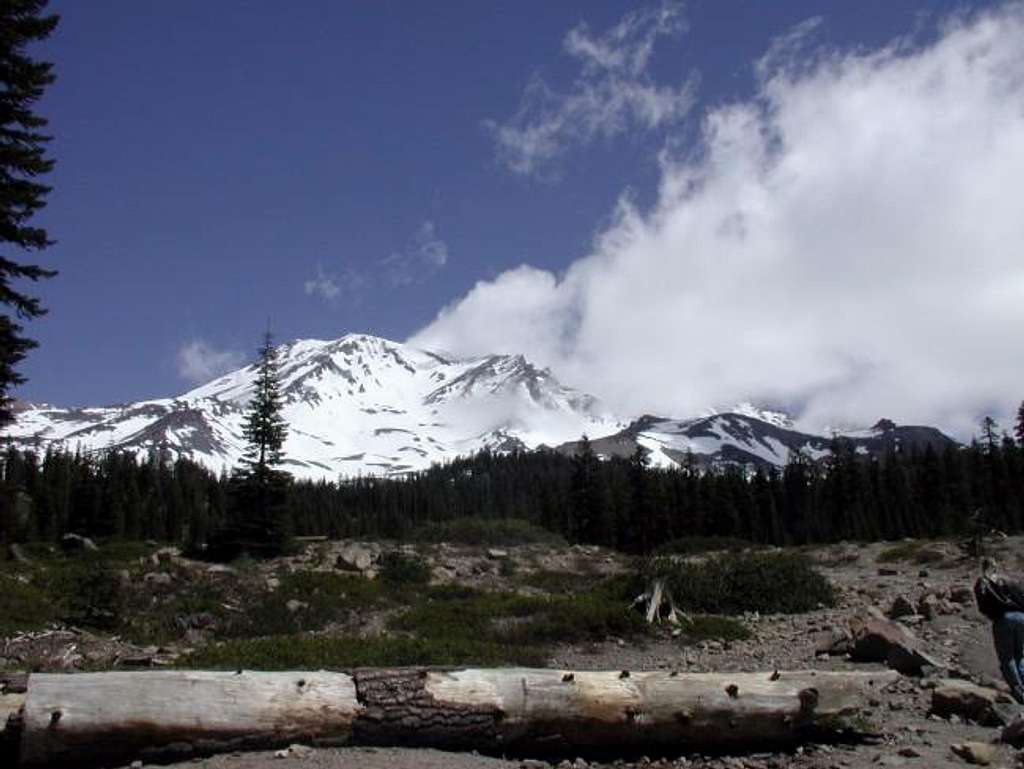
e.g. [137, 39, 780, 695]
[16, 0, 1023, 435]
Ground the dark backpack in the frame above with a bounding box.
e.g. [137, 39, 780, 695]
[975, 575, 1024, 619]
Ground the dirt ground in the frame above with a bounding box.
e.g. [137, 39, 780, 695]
[140, 537, 1024, 769]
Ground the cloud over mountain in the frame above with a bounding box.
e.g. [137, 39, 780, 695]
[415, 3, 1024, 438]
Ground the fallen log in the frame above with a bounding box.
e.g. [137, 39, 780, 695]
[3, 667, 897, 768]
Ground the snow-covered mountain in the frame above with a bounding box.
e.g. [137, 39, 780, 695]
[5, 333, 959, 478]
[7, 334, 620, 478]
[558, 414, 958, 470]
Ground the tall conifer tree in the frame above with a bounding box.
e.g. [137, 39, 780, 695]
[0, 1, 59, 427]
[225, 331, 291, 556]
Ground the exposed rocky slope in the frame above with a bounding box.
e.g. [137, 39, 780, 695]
[558, 414, 957, 470]
[4, 536, 1024, 768]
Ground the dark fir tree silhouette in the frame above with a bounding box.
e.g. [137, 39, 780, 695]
[980, 416, 1001, 455]
[0, 1, 58, 427]
[1016, 401, 1024, 447]
[222, 331, 292, 557]
[569, 434, 608, 544]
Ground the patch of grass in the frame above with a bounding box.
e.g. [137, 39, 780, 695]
[409, 517, 565, 547]
[222, 571, 388, 640]
[123, 577, 231, 645]
[516, 569, 595, 595]
[655, 536, 757, 556]
[392, 578, 645, 650]
[506, 592, 646, 645]
[182, 634, 546, 669]
[378, 551, 431, 586]
[0, 573, 56, 635]
[391, 590, 546, 640]
[676, 615, 751, 643]
[650, 551, 836, 615]
[876, 541, 946, 565]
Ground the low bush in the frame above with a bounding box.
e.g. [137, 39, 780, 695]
[0, 573, 55, 635]
[222, 571, 389, 640]
[655, 536, 757, 556]
[409, 517, 564, 547]
[507, 592, 646, 645]
[876, 541, 946, 565]
[675, 615, 751, 643]
[378, 551, 431, 586]
[649, 551, 836, 615]
[182, 634, 546, 670]
[516, 569, 595, 595]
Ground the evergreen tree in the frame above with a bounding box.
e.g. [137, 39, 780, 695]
[0, 1, 58, 427]
[569, 434, 609, 545]
[224, 331, 291, 557]
[1015, 401, 1024, 447]
[980, 416, 1000, 456]
[626, 445, 653, 553]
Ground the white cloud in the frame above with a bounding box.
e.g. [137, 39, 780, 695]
[414, 3, 1024, 438]
[304, 265, 366, 303]
[177, 340, 246, 384]
[383, 220, 449, 286]
[486, 1, 697, 176]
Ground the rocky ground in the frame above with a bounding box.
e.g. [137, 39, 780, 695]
[6, 535, 1024, 769]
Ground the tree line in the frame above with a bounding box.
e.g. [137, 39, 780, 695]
[3, 413, 1024, 554]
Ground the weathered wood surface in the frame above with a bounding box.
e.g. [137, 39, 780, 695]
[3, 668, 898, 768]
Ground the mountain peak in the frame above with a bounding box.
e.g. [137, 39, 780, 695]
[9, 334, 615, 479]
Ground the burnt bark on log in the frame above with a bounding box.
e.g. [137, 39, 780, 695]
[3, 668, 897, 768]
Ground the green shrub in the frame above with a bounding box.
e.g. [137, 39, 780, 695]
[655, 536, 757, 556]
[222, 571, 388, 640]
[877, 541, 945, 565]
[378, 551, 431, 586]
[391, 590, 546, 640]
[517, 569, 595, 594]
[0, 574, 55, 635]
[409, 517, 564, 547]
[676, 615, 751, 643]
[650, 551, 836, 615]
[508, 592, 646, 645]
[391, 580, 645, 649]
[41, 558, 124, 630]
[182, 634, 545, 669]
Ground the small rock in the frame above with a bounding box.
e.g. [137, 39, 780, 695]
[8, 543, 32, 564]
[60, 533, 99, 552]
[932, 679, 1006, 726]
[266, 577, 281, 590]
[486, 548, 509, 559]
[950, 741, 996, 765]
[949, 586, 974, 605]
[1000, 715, 1024, 747]
[814, 626, 853, 656]
[849, 608, 940, 675]
[898, 746, 921, 758]
[336, 543, 374, 572]
[143, 572, 173, 587]
[878, 567, 899, 576]
[206, 564, 236, 576]
[918, 594, 939, 621]
[890, 595, 916, 619]
[286, 599, 308, 613]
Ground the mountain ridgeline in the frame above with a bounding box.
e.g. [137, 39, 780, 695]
[7, 333, 957, 479]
